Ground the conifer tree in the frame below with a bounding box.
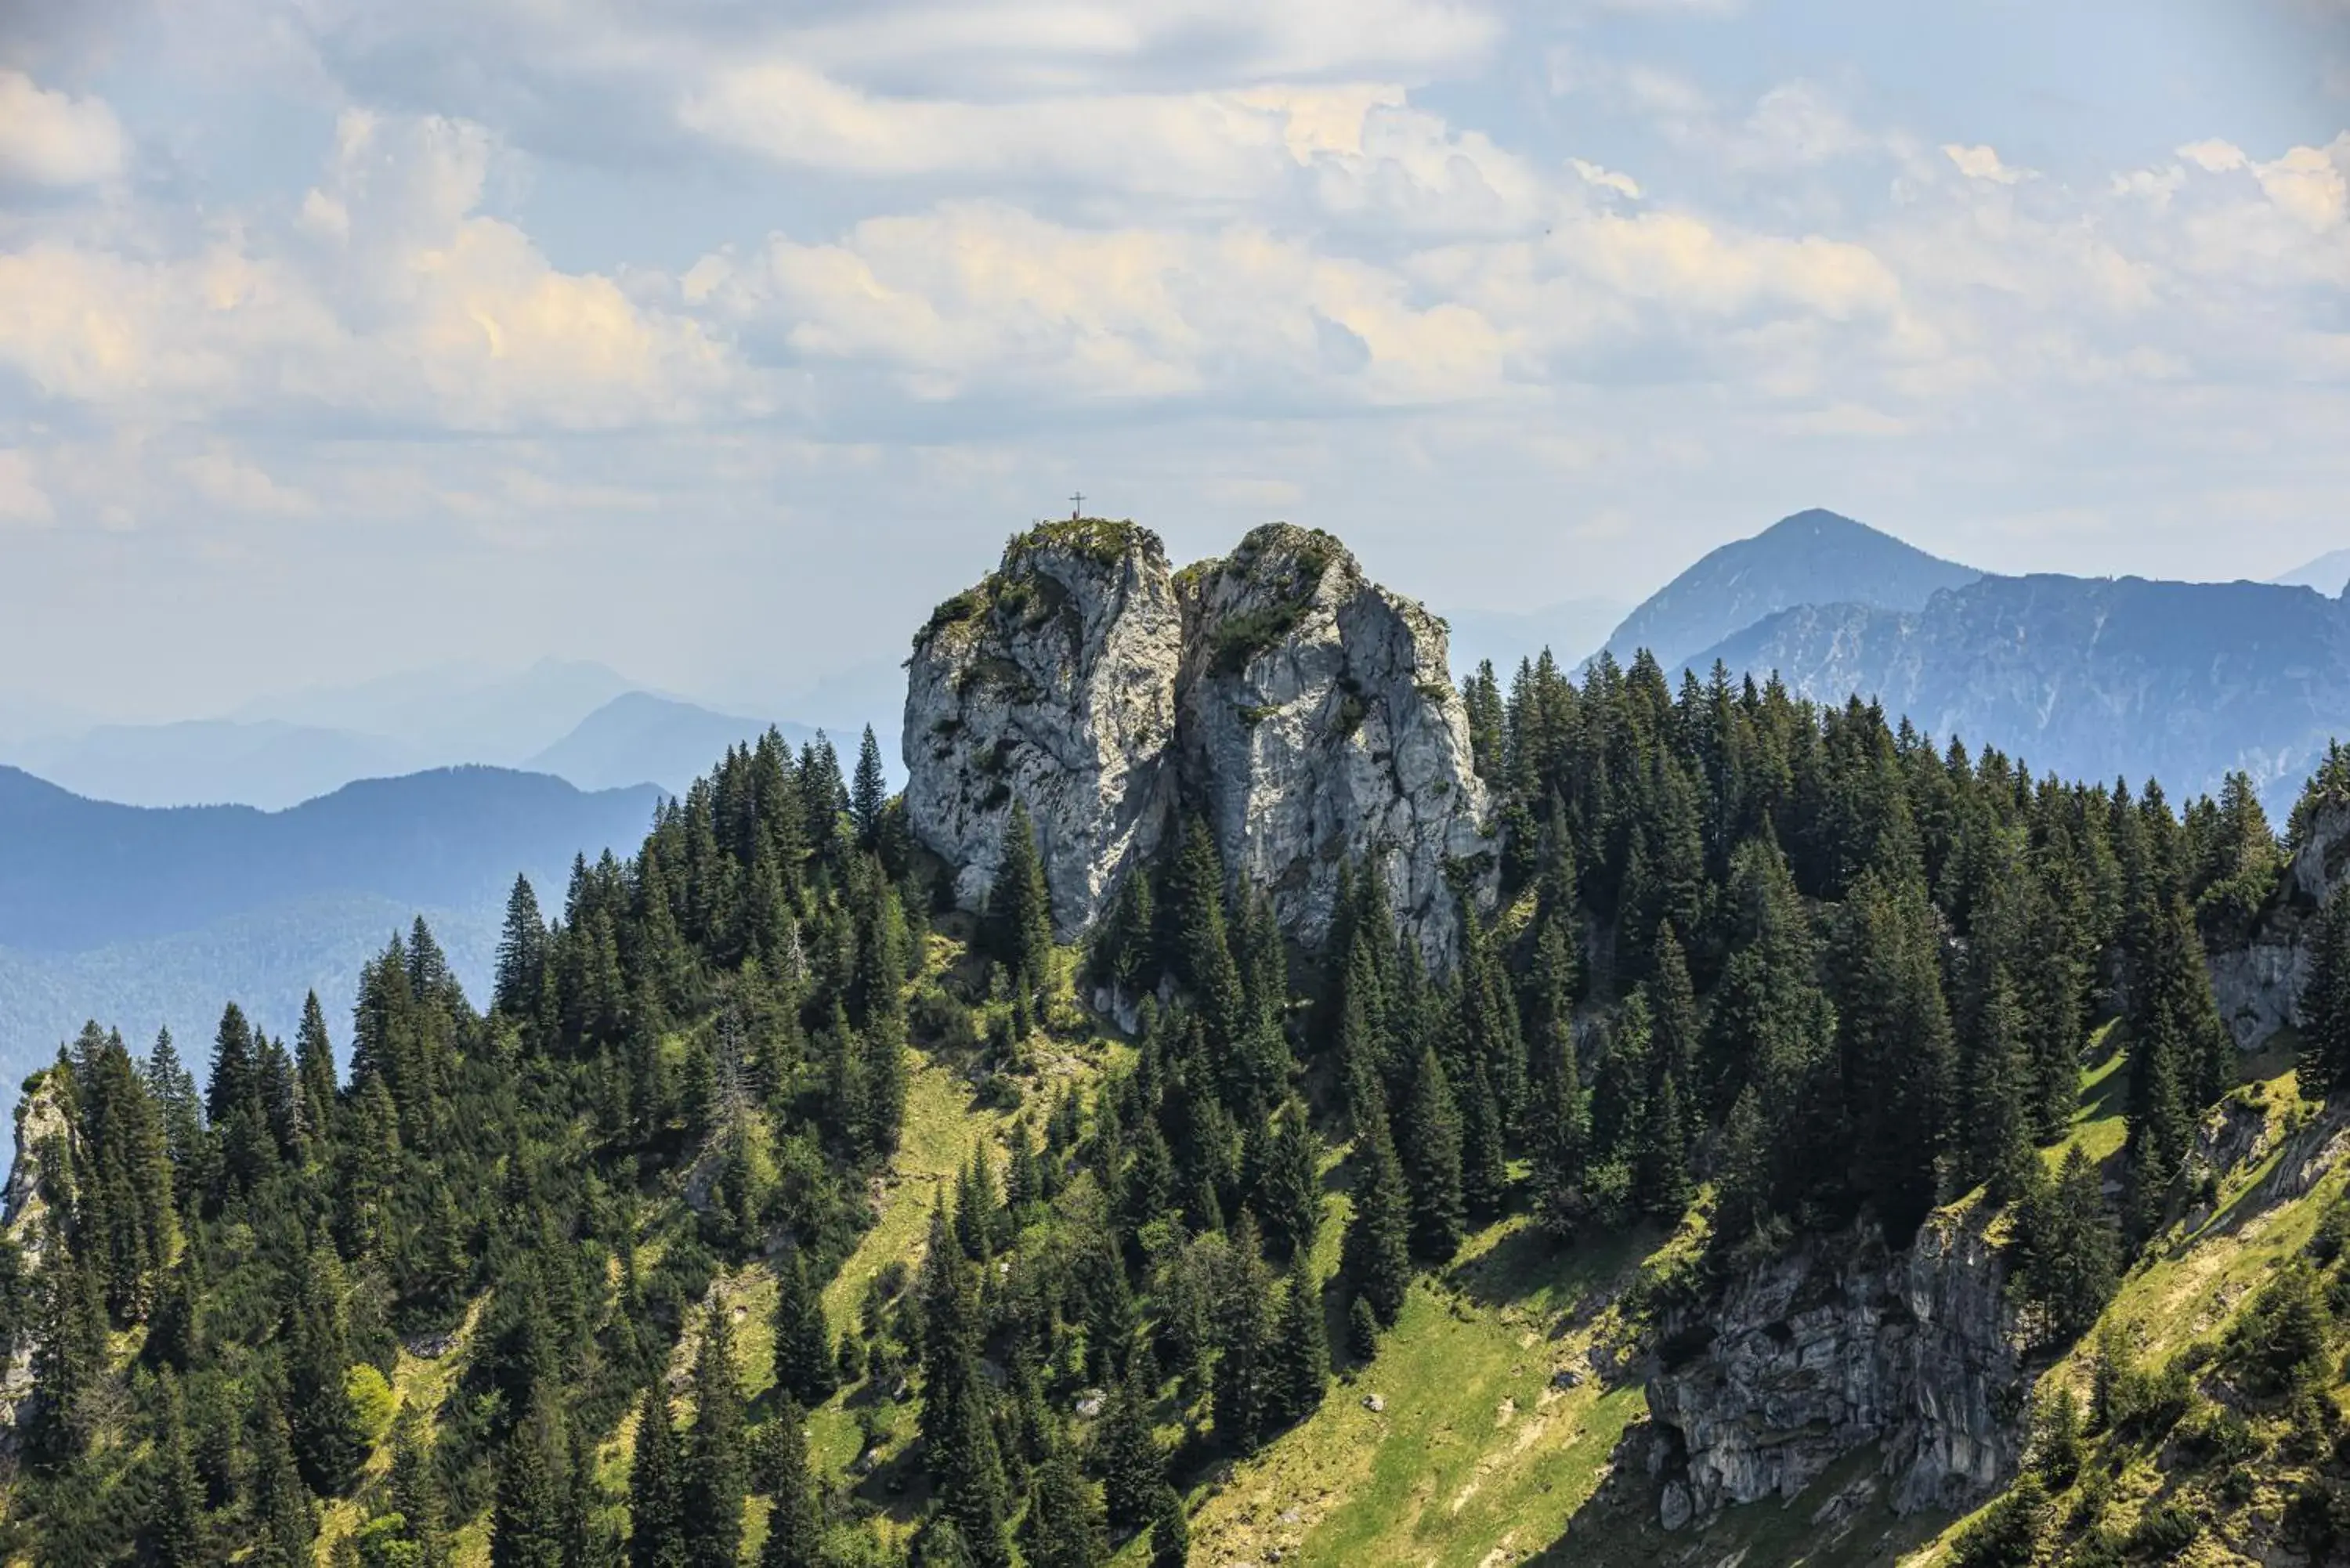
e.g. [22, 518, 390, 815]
[774, 1251, 837, 1406]
[1094, 1364, 1163, 1533]
[1148, 1486, 1190, 1568]
[491, 1387, 569, 1568]
[761, 1399, 826, 1568]
[1341, 1104, 1412, 1327]
[147, 1369, 204, 1568]
[1458, 1059, 1509, 1221]
[284, 1246, 367, 1494]
[389, 1407, 452, 1568]
[1161, 818, 1247, 1048]
[1258, 1100, 1321, 1261]
[1211, 1213, 1274, 1456]
[1398, 1050, 1466, 1263]
[683, 1299, 748, 1568]
[1270, 1255, 1329, 1427]
[251, 1393, 316, 1568]
[1021, 1429, 1106, 1568]
[918, 1202, 1012, 1568]
[986, 802, 1056, 1006]
[2303, 880, 2350, 1097]
[295, 991, 338, 1142]
[627, 1385, 685, 1568]
[497, 875, 548, 1019]
[1961, 968, 2035, 1201]
[851, 726, 890, 850]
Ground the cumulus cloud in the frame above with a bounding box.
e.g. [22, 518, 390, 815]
[0, 110, 751, 434]
[0, 70, 128, 187]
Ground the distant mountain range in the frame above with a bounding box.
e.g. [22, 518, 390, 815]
[1683, 566, 2350, 815]
[0, 659, 896, 809]
[1432, 508, 2350, 818]
[1595, 508, 1981, 672]
[0, 766, 660, 1075]
[525, 692, 822, 795]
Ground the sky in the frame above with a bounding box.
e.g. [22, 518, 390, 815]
[2, 0, 2347, 721]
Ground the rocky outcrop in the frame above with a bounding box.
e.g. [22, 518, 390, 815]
[1646, 1212, 2019, 1530]
[2, 1069, 74, 1436]
[905, 521, 1183, 938]
[905, 519, 1496, 965]
[2207, 799, 2350, 1050]
[1174, 525, 1495, 963]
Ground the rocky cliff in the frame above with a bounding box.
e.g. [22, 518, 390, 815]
[1, 1069, 72, 1438]
[2207, 797, 2350, 1049]
[904, 519, 1495, 964]
[1645, 1211, 2019, 1530]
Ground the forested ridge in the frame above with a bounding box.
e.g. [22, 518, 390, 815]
[2, 649, 2344, 1567]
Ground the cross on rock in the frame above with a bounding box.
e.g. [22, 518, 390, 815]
[1069, 492, 1085, 519]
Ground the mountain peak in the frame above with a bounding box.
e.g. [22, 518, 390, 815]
[1597, 509, 1978, 672]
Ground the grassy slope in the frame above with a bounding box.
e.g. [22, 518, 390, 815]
[1903, 1050, 2348, 1567]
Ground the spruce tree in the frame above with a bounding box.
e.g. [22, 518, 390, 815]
[147, 1369, 204, 1568]
[1258, 1100, 1321, 1261]
[295, 991, 338, 1143]
[1397, 1050, 1466, 1263]
[760, 1398, 826, 1568]
[1021, 1429, 1106, 1568]
[1270, 1255, 1329, 1428]
[1962, 968, 2035, 1202]
[918, 1204, 1012, 1568]
[2304, 880, 2350, 1098]
[389, 1407, 453, 1568]
[496, 874, 548, 1018]
[627, 1385, 685, 1568]
[1341, 1104, 1412, 1327]
[682, 1299, 748, 1568]
[251, 1393, 316, 1568]
[774, 1252, 837, 1406]
[1211, 1213, 1274, 1456]
[986, 802, 1056, 1005]
[1148, 1486, 1190, 1568]
[1094, 1364, 1163, 1533]
[1458, 1059, 1509, 1222]
[851, 726, 890, 849]
[491, 1387, 569, 1568]
[1347, 1295, 1380, 1362]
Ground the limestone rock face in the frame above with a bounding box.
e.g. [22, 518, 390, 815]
[1645, 1212, 2019, 1528]
[2207, 800, 2350, 1049]
[903, 519, 1497, 964]
[2, 1071, 74, 1436]
[1177, 524, 1494, 966]
[904, 521, 1184, 939]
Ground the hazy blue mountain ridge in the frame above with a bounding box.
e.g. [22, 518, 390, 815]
[0, 765, 662, 1073]
[526, 692, 821, 794]
[1693, 572, 2350, 811]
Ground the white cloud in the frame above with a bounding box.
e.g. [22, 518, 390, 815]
[700, 201, 1517, 407]
[1943, 143, 2029, 183]
[0, 111, 751, 433]
[0, 70, 128, 187]
[680, 70, 1542, 233]
[1570, 159, 1642, 199]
